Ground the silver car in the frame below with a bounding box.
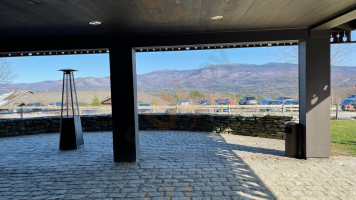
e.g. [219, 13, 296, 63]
[239, 96, 257, 105]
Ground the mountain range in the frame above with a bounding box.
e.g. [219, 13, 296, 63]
[137, 63, 356, 96]
[1, 63, 356, 96]
[1, 77, 111, 93]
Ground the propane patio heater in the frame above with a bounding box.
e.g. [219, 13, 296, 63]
[59, 69, 84, 150]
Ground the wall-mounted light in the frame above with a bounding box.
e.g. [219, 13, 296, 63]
[89, 21, 102, 25]
[343, 31, 347, 42]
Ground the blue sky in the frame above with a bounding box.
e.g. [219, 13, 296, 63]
[3, 54, 110, 83]
[136, 46, 296, 74]
[1, 41, 356, 83]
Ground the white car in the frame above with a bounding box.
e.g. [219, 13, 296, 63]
[177, 100, 189, 105]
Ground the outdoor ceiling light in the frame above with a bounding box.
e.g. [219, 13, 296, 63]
[89, 21, 102, 25]
[211, 16, 223, 20]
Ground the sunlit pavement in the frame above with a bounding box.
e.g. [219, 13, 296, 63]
[0, 131, 355, 200]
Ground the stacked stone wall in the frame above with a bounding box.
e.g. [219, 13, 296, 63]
[0, 114, 292, 139]
[139, 114, 292, 139]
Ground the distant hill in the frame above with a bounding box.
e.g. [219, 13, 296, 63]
[1, 63, 356, 96]
[137, 63, 356, 96]
[1, 76, 111, 93]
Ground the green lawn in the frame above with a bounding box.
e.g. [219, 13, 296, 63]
[331, 120, 356, 156]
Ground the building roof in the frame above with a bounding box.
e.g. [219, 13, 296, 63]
[0, 90, 34, 107]
[101, 97, 111, 105]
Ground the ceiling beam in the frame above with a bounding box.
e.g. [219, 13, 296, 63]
[0, 28, 309, 54]
[311, 4, 356, 31]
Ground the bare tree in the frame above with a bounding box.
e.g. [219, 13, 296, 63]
[0, 59, 17, 84]
[278, 43, 353, 105]
[329, 44, 353, 106]
[278, 44, 352, 66]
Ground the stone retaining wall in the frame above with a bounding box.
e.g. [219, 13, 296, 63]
[139, 114, 292, 139]
[0, 114, 292, 139]
[0, 115, 112, 137]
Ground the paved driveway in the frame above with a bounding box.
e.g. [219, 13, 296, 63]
[0, 131, 355, 199]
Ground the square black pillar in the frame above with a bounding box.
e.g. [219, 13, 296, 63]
[109, 45, 139, 162]
[299, 33, 331, 158]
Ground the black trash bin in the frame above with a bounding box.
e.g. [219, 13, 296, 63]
[285, 122, 300, 158]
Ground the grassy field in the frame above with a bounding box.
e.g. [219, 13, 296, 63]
[331, 120, 356, 156]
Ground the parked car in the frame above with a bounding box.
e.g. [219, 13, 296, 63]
[215, 98, 231, 104]
[177, 100, 189, 105]
[258, 98, 282, 112]
[48, 102, 63, 107]
[277, 96, 292, 103]
[348, 94, 356, 99]
[25, 102, 45, 107]
[16, 108, 32, 113]
[198, 99, 210, 105]
[1, 109, 15, 114]
[239, 96, 257, 105]
[341, 98, 356, 111]
[138, 101, 147, 106]
[196, 99, 210, 113]
[24, 102, 45, 113]
[258, 98, 282, 105]
[165, 104, 177, 113]
[138, 102, 152, 113]
[283, 99, 299, 105]
[215, 101, 230, 112]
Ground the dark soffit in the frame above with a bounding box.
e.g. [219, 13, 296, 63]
[0, 0, 355, 39]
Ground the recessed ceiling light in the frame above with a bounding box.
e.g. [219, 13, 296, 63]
[211, 16, 223, 20]
[89, 21, 102, 25]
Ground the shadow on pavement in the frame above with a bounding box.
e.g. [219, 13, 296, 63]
[0, 131, 277, 199]
[139, 130, 277, 199]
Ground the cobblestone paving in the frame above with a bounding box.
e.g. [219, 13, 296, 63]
[0, 131, 355, 200]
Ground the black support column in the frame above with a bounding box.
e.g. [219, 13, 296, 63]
[109, 45, 139, 162]
[299, 34, 331, 158]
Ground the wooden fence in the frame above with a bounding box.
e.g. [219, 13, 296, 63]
[0, 106, 112, 118]
[0, 104, 351, 119]
[137, 104, 300, 115]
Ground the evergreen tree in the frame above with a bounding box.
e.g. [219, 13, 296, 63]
[90, 95, 102, 106]
[151, 99, 158, 106]
[236, 93, 243, 103]
[257, 95, 264, 101]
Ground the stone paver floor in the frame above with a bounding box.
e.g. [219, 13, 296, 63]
[0, 131, 355, 200]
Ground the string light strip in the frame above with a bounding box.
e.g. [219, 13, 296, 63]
[0, 49, 109, 57]
[0, 34, 354, 57]
[135, 42, 299, 52]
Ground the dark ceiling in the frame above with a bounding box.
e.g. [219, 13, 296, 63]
[0, 0, 355, 39]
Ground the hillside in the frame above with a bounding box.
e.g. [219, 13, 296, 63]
[0, 91, 170, 107]
[1, 63, 356, 97]
[1, 77, 111, 93]
[137, 63, 356, 96]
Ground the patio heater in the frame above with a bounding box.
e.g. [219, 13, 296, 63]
[59, 69, 84, 150]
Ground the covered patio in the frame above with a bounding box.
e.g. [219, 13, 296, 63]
[1, 1, 356, 162]
[0, 131, 355, 199]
